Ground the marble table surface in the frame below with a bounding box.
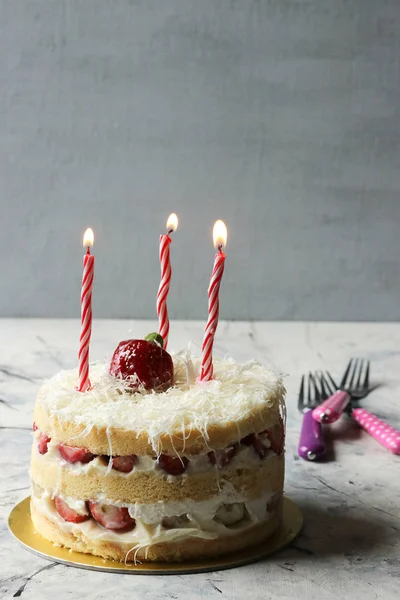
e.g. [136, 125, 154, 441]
[0, 319, 399, 600]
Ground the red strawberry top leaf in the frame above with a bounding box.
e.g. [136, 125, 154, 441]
[55, 496, 89, 523]
[88, 501, 136, 531]
[157, 454, 189, 476]
[267, 417, 285, 456]
[109, 336, 173, 392]
[58, 443, 95, 464]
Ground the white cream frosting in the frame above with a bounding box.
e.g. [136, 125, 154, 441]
[36, 353, 285, 453]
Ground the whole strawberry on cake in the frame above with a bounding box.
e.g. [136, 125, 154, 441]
[30, 333, 286, 562]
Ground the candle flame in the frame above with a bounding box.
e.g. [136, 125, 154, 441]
[213, 220, 227, 249]
[83, 228, 94, 248]
[166, 213, 178, 232]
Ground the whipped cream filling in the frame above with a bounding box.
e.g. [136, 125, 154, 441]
[34, 431, 273, 479]
[112, 481, 272, 524]
[34, 479, 276, 525]
[32, 485, 279, 550]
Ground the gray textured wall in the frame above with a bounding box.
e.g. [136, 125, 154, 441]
[1, 1, 400, 320]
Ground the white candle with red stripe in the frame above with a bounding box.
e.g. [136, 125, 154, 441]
[77, 228, 95, 392]
[157, 213, 178, 349]
[199, 220, 227, 382]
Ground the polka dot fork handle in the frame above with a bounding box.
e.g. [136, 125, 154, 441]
[351, 408, 400, 455]
[312, 359, 371, 425]
[312, 390, 351, 424]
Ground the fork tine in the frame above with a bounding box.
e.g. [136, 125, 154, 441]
[318, 372, 329, 400]
[308, 373, 315, 404]
[298, 375, 305, 410]
[363, 360, 370, 390]
[348, 358, 358, 389]
[355, 359, 364, 388]
[315, 375, 323, 403]
[340, 359, 353, 388]
[310, 374, 316, 406]
[324, 371, 338, 394]
[306, 373, 311, 407]
[321, 372, 333, 400]
[310, 373, 321, 404]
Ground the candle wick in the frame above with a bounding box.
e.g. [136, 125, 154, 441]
[217, 244, 223, 253]
[86, 246, 91, 255]
[167, 229, 174, 235]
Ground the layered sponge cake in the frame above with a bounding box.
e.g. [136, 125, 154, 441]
[30, 343, 286, 563]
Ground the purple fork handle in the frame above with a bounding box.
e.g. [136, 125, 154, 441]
[298, 410, 326, 461]
[312, 390, 350, 424]
[352, 408, 400, 455]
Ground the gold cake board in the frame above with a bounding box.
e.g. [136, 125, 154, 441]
[9, 496, 303, 575]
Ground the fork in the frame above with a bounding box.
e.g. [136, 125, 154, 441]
[298, 374, 326, 461]
[316, 371, 400, 454]
[312, 358, 369, 424]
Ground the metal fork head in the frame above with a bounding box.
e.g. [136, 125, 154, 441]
[340, 358, 370, 399]
[298, 372, 331, 412]
[312, 359, 370, 403]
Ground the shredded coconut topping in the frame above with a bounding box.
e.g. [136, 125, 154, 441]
[37, 352, 285, 453]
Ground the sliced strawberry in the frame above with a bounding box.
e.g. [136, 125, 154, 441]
[157, 454, 189, 476]
[38, 433, 51, 455]
[55, 496, 89, 523]
[240, 433, 256, 446]
[266, 417, 285, 456]
[88, 501, 136, 531]
[111, 455, 137, 473]
[208, 445, 236, 468]
[58, 443, 95, 464]
[240, 433, 269, 458]
[32, 422, 38, 432]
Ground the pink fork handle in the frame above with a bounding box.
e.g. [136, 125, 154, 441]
[312, 390, 350, 424]
[352, 408, 400, 455]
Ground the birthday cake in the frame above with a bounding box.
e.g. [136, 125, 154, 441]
[30, 336, 286, 563]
